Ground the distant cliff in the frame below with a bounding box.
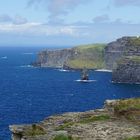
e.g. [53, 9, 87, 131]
[33, 44, 106, 69]
[33, 36, 140, 83]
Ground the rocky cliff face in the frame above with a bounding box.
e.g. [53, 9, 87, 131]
[107, 36, 140, 83]
[105, 36, 140, 69]
[10, 98, 140, 140]
[33, 44, 105, 69]
[112, 56, 140, 84]
[36, 48, 77, 68]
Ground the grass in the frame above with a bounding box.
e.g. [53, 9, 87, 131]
[55, 122, 75, 131]
[53, 134, 73, 140]
[123, 136, 140, 140]
[55, 115, 110, 131]
[79, 115, 110, 124]
[114, 98, 140, 112]
[67, 43, 106, 69]
[114, 98, 140, 122]
[129, 37, 140, 46]
[24, 124, 46, 136]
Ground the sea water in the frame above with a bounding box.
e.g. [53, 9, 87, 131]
[0, 47, 140, 140]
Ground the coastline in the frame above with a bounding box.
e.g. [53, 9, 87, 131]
[10, 98, 140, 140]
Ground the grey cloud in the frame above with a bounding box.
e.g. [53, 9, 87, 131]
[0, 14, 28, 25]
[27, 0, 92, 23]
[93, 15, 110, 23]
[114, 0, 140, 6]
[0, 15, 13, 22]
[13, 16, 28, 25]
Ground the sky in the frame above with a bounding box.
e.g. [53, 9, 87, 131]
[0, 0, 140, 47]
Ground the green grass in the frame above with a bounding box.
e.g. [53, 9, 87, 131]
[24, 124, 46, 136]
[67, 43, 106, 69]
[114, 98, 140, 112]
[129, 37, 140, 46]
[55, 122, 75, 131]
[53, 134, 73, 140]
[114, 98, 140, 122]
[123, 136, 140, 140]
[79, 115, 110, 124]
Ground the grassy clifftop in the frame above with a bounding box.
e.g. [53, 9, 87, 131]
[67, 44, 106, 69]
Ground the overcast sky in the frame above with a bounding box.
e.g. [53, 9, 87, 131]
[0, 0, 140, 46]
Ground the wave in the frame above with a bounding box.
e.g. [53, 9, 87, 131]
[75, 79, 96, 83]
[1, 56, 7, 59]
[20, 65, 34, 68]
[95, 69, 112, 72]
[22, 53, 34, 55]
[58, 69, 70, 72]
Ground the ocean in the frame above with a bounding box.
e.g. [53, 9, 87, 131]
[0, 47, 140, 140]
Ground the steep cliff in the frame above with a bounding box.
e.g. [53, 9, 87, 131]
[33, 44, 106, 69]
[10, 98, 140, 140]
[105, 36, 140, 69]
[112, 56, 140, 84]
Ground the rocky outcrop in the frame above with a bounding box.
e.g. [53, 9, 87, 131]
[10, 98, 140, 140]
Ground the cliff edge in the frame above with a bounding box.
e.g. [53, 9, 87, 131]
[32, 44, 106, 70]
[10, 98, 140, 140]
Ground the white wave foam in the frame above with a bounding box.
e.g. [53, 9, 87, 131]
[20, 65, 33, 68]
[58, 69, 69, 72]
[75, 79, 96, 83]
[95, 69, 112, 72]
[22, 53, 34, 55]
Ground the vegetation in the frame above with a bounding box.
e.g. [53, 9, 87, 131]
[24, 124, 46, 136]
[55, 114, 110, 131]
[129, 37, 140, 46]
[55, 122, 75, 131]
[117, 56, 140, 65]
[79, 114, 110, 124]
[53, 134, 73, 140]
[123, 136, 140, 140]
[67, 43, 106, 69]
[114, 98, 140, 122]
[114, 98, 140, 112]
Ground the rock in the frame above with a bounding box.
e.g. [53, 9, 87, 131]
[10, 98, 140, 140]
[33, 44, 106, 70]
[105, 36, 140, 70]
[112, 56, 140, 84]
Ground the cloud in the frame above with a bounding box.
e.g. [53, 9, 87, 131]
[0, 15, 13, 22]
[0, 14, 28, 25]
[93, 14, 110, 23]
[27, 0, 92, 23]
[113, 0, 140, 7]
[0, 22, 82, 37]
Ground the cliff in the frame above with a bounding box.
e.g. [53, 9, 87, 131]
[112, 56, 140, 84]
[10, 98, 140, 140]
[108, 36, 140, 83]
[33, 44, 106, 70]
[105, 36, 140, 70]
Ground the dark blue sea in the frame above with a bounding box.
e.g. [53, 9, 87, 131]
[0, 47, 140, 140]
